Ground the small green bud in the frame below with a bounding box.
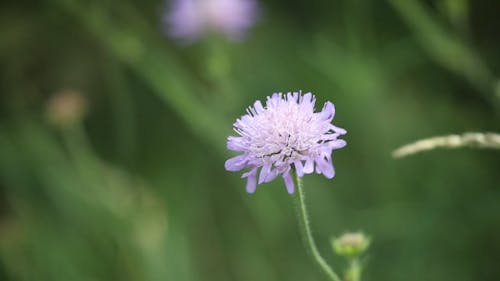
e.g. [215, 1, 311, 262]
[331, 232, 370, 258]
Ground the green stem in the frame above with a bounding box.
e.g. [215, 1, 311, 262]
[293, 173, 342, 281]
[345, 258, 362, 281]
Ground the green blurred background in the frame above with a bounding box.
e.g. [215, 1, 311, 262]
[1, 0, 499, 280]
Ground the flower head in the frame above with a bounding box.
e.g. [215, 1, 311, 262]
[163, 0, 259, 43]
[225, 92, 347, 194]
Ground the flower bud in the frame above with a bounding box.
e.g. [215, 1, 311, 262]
[331, 232, 370, 258]
[46, 89, 87, 127]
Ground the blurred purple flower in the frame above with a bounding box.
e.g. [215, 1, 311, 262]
[225, 92, 347, 194]
[164, 0, 259, 42]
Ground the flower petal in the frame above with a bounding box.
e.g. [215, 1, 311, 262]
[320, 102, 335, 121]
[267, 93, 281, 108]
[253, 100, 265, 114]
[301, 92, 312, 103]
[243, 168, 258, 193]
[294, 161, 304, 177]
[259, 164, 276, 184]
[227, 136, 247, 151]
[316, 156, 335, 179]
[329, 139, 347, 150]
[303, 158, 314, 174]
[330, 124, 347, 135]
[283, 171, 295, 194]
[224, 154, 248, 171]
[286, 92, 298, 103]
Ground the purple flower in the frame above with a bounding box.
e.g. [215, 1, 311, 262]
[163, 0, 259, 42]
[225, 92, 347, 194]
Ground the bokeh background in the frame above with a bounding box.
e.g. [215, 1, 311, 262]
[1, 0, 499, 281]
